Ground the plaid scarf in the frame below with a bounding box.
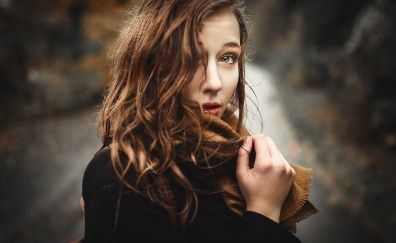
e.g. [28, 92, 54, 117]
[98, 110, 320, 233]
[162, 110, 319, 233]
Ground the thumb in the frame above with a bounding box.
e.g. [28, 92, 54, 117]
[237, 136, 252, 177]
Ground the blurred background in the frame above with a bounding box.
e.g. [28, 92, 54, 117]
[0, 0, 395, 242]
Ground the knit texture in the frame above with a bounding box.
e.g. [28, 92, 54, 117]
[193, 110, 320, 233]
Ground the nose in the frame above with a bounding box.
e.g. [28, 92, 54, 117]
[202, 59, 222, 94]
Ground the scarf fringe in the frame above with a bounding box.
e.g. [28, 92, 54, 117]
[280, 164, 313, 220]
[205, 112, 320, 233]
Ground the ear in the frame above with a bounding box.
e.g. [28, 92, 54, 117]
[80, 196, 85, 214]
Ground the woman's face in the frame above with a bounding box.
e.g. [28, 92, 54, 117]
[185, 9, 241, 118]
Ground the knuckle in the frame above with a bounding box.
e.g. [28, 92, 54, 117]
[256, 159, 272, 170]
[278, 164, 287, 174]
[264, 162, 274, 171]
[286, 166, 295, 178]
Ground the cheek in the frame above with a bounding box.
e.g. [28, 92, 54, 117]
[221, 67, 239, 100]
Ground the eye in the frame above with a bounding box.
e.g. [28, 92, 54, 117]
[218, 54, 238, 64]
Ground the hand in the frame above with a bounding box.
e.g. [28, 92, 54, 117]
[236, 134, 296, 223]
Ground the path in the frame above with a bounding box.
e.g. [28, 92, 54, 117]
[245, 63, 386, 243]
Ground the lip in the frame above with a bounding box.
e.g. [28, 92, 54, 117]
[202, 102, 223, 116]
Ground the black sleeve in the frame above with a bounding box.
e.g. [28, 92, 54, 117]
[81, 149, 301, 243]
[237, 211, 302, 243]
[81, 149, 183, 243]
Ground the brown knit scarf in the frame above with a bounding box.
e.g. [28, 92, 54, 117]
[167, 110, 320, 233]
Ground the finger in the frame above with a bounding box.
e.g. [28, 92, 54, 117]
[278, 148, 288, 163]
[252, 134, 271, 163]
[284, 160, 292, 175]
[274, 149, 294, 177]
[280, 154, 294, 177]
[265, 137, 283, 164]
[287, 162, 296, 176]
[237, 136, 253, 177]
[291, 166, 296, 177]
[266, 137, 289, 174]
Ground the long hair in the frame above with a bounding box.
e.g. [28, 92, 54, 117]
[97, 0, 249, 226]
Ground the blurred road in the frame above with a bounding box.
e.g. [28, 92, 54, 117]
[0, 63, 387, 242]
[0, 108, 100, 242]
[245, 64, 386, 243]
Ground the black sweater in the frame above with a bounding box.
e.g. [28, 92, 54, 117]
[81, 148, 302, 243]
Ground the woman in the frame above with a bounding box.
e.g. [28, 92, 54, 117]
[79, 0, 318, 242]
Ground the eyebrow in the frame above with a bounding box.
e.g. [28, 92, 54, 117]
[223, 41, 241, 48]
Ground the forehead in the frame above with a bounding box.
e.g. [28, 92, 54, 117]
[199, 9, 240, 46]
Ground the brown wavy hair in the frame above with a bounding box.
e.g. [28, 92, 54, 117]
[97, 0, 249, 227]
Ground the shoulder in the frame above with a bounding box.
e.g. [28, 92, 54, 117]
[81, 147, 180, 242]
[82, 147, 128, 202]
